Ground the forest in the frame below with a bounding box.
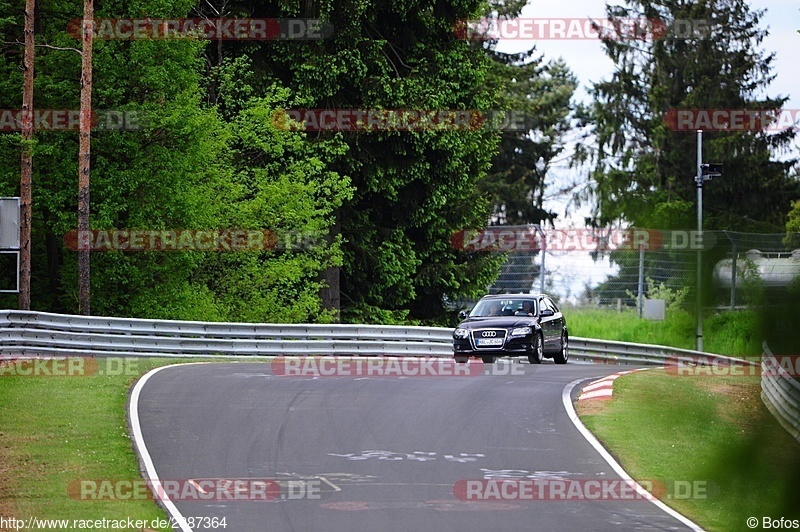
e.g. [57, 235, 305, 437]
[0, 0, 796, 325]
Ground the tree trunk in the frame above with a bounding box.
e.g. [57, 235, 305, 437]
[19, 0, 35, 310]
[77, 0, 93, 315]
[320, 211, 340, 320]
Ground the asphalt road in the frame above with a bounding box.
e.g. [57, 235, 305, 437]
[131, 360, 696, 532]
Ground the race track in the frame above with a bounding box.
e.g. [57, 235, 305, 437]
[131, 360, 697, 531]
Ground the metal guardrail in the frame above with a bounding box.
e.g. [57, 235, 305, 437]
[568, 337, 748, 367]
[0, 311, 454, 357]
[761, 342, 800, 443]
[0, 310, 746, 368]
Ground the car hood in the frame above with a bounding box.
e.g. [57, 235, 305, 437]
[456, 317, 538, 329]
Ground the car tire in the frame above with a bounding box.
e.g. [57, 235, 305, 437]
[527, 333, 543, 364]
[480, 354, 494, 364]
[553, 332, 569, 364]
[455, 355, 469, 364]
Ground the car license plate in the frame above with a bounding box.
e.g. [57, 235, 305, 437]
[477, 338, 503, 346]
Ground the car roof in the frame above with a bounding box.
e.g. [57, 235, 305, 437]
[479, 294, 546, 301]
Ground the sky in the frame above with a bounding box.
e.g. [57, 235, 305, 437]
[494, 1, 800, 302]
[499, 0, 799, 122]
[496, 0, 799, 220]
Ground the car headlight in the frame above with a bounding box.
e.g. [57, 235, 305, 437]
[510, 327, 532, 337]
[454, 327, 469, 339]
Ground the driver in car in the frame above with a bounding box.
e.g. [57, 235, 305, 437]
[516, 301, 534, 316]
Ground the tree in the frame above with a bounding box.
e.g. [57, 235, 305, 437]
[574, 0, 800, 310]
[18, 0, 34, 310]
[77, 0, 92, 314]
[579, 0, 799, 232]
[473, 1, 577, 296]
[209, 0, 508, 323]
[481, 53, 576, 228]
[0, 0, 350, 322]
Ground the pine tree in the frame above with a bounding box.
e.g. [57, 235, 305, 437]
[579, 0, 799, 232]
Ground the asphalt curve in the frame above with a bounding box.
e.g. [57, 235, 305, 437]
[131, 361, 697, 532]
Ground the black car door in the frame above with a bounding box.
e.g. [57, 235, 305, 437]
[545, 297, 564, 345]
[538, 297, 557, 349]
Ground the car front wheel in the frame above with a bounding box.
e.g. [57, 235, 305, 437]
[527, 333, 543, 364]
[553, 332, 569, 364]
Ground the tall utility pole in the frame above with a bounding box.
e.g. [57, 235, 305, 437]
[19, 0, 35, 310]
[695, 130, 722, 352]
[77, 0, 93, 315]
[695, 130, 703, 352]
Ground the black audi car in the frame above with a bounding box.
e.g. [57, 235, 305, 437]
[453, 294, 568, 364]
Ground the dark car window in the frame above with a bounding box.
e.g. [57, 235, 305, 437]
[514, 299, 536, 315]
[539, 298, 551, 313]
[469, 298, 537, 317]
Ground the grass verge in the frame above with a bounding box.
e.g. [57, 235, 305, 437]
[0, 357, 217, 531]
[577, 369, 800, 531]
[566, 308, 762, 357]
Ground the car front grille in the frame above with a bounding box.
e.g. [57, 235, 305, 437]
[471, 329, 507, 349]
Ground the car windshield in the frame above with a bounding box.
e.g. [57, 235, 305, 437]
[469, 299, 537, 317]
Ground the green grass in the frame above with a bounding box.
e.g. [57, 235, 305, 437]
[566, 308, 762, 357]
[0, 306, 781, 531]
[0, 358, 212, 530]
[578, 370, 800, 531]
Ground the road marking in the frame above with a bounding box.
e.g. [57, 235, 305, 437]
[318, 476, 341, 492]
[130, 363, 209, 532]
[576, 368, 648, 401]
[188, 478, 207, 494]
[563, 377, 704, 531]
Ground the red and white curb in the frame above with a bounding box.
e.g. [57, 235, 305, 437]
[562, 379, 704, 531]
[577, 368, 650, 401]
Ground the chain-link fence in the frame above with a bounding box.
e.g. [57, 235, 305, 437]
[480, 227, 800, 310]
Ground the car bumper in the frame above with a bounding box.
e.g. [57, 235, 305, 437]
[453, 336, 535, 355]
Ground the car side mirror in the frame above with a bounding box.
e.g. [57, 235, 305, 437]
[540, 309, 554, 318]
[458, 310, 468, 320]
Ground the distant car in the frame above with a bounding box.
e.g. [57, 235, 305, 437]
[452, 294, 568, 365]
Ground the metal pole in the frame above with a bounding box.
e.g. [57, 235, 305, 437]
[637, 244, 644, 318]
[696, 130, 703, 351]
[730, 240, 737, 310]
[539, 225, 546, 294]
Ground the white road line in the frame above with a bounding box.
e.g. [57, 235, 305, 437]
[129, 363, 201, 532]
[562, 377, 704, 531]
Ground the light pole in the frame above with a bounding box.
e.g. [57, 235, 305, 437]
[696, 130, 703, 351]
[694, 129, 722, 351]
[535, 156, 546, 294]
